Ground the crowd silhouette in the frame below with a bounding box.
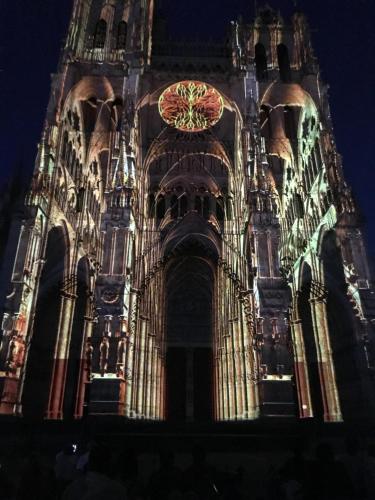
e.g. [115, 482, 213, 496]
[1, 434, 375, 499]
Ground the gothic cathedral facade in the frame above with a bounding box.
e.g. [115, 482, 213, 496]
[0, 1, 374, 423]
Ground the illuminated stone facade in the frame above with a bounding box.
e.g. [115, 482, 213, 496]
[0, 2, 374, 422]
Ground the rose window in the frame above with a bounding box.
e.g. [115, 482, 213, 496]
[158, 81, 224, 132]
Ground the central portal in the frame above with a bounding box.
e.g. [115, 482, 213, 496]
[165, 256, 214, 423]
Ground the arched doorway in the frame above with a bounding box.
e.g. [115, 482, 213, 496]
[63, 257, 90, 419]
[144, 126, 231, 423]
[298, 262, 324, 419]
[22, 227, 66, 419]
[165, 253, 215, 423]
[321, 231, 364, 418]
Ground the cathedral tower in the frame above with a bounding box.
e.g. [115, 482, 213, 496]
[0, 2, 374, 423]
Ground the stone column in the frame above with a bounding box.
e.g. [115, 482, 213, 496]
[309, 282, 342, 422]
[242, 296, 259, 420]
[46, 292, 76, 419]
[233, 318, 244, 418]
[74, 315, 94, 419]
[124, 290, 138, 418]
[135, 319, 147, 418]
[289, 312, 313, 419]
[143, 333, 151, 418]
[224, 333, 234, 419]
[123, 333, 133, 417]
[218, 347, 225, 420]
[148, 337, 156, 418]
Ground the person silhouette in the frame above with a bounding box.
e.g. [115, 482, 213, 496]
[62, 443, 127, 500]
[305, 442, 353, 500]
[147, 450, 182, 500]
[183, 446, 219, 500]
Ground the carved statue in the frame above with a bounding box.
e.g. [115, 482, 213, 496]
[85, 339, 94, 376]
[116, 338, 126, 377]
[99, 336, 109, 377]
[5, 334, 23, 375]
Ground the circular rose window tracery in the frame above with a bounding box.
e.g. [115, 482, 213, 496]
[158, 81, 224, 132]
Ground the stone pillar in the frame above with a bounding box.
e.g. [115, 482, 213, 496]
[74, 316, 94, 419]
[136, 319, 147, 418]
[233, 318, 244, 418]
[309, 283, 342, 422]
[147, 336, 156, 418]
[124, 290, 138, 418]
[158, 349, 165, 420]
[46, 293, 76, 419]
[123, 333, 133, 416]
[238, 311, 249, 419]
[218, 350, 225, 421]
[242, 296, 259, 420]
[143, 333, 151, 418]
[224, 333, 234, 419]
[289, 314, 313, 419]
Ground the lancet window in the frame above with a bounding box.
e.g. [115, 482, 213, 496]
[255, 43, 268, 81]
[302, 139, 322, 193]
[277, 44, 291, 83]
[117, 21, 128, 49]
[149, 186, 227, 224]
[94, 19, 107, 49]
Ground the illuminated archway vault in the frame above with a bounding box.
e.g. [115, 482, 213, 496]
[127, 109, 260, 420]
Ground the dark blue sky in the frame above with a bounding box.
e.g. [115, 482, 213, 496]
[1, 0, 375, 257]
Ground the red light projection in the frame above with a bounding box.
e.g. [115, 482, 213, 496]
[158, 81, 224, 132]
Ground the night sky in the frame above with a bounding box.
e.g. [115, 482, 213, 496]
[1, 0, 375, 258]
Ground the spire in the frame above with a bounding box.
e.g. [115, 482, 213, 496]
[255, 4, 281, 25]
[292, 0, 302, 14]
[113, 139, 128, 189]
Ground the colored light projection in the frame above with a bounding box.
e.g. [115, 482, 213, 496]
[158, 81, 224, 132]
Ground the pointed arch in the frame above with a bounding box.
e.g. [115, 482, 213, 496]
[63, 257, 90, 419]
[320, 230, 366, 418]
[165, 255, 215, 422]
[22, 226, 68, 419]
[297, 261, 324, 419]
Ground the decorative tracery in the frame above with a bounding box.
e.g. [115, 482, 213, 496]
[158, 81, 224, 132]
